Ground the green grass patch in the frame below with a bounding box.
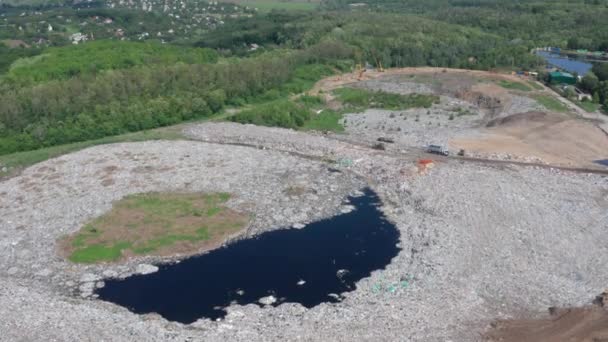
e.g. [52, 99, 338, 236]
[527, 81, 544, 90]
[301, 109, 345, 132]
[333, 87, 439, 111]
[534, 95, 569, 113]
[497, 80, 532, 92]
[230, 91, 345, 132]
[69, 242, 132, 263]
[61, 192, 248, 263]
[278, 64, 335, 95]
[230, 99, 311, 129]
[234, 0, 317, 12]
[576, 101, 601, 113]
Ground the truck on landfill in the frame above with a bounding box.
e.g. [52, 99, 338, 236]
[426, 144, 449, 156]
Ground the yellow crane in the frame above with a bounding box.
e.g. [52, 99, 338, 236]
[370, 51, 384, 72]
[376, 59, 384, 72]
[355, 63, 366, 80]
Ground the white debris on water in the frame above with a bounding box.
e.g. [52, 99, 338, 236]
[258, 295, 277, 306]
[136, 264, 159, 275]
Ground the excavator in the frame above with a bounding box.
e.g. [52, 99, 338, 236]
[371, 50, 385, 72]
[355, 54, 384, 81]
[374, 57, 384, 73]
[356, 63, 366, 80]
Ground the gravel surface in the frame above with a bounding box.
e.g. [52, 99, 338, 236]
[353, 77, 435, 95]
[342, 103, 481, 149]
[1, 119, 607, 341]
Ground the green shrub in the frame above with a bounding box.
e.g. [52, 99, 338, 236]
[230, 100, 311, 129]
[334, 87, 439, 110]
[297, 95, 324, 106]
[5, 40, 218, 84]
[301, 109, 344, 132]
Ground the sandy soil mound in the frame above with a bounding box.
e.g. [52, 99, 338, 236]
[486, 305, 608, 342]
[453, 111, 608, 167]
[486, 111, 556, 128]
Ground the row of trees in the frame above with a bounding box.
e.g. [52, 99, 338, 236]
[579, 64, 608, 110]
[321, 0, 608, 52]
[3, 41, 218, 86]
[3, 0, 606, 155]
[199, 11, 542, 70]
[0, 43, 351, 155]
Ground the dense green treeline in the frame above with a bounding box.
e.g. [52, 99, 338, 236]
[3, 41, 218, 85]
[0, 44, 42, 74]
[0, 9, 544, 155]
[199, 11, 541, 70]
[2, 0, 608, 156]
[321, 0, 608, 51]
[0, 43, 351, 154]
[578, 64, 608, 111]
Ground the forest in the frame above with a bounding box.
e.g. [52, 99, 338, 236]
[1, 0, 608, 155]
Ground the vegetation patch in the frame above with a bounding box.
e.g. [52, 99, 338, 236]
[0, 126, 186, 179]
[534, 95, 569, 113]
[497, 80, 532, 92]
[229, 93, 346, 131]
[230, 99, 311, 129]
[301, 109, 345, 132]
[527, 81, 545, 90]
[5, 41, 218, 85]
[233, 0, 317, 12]
[333, 87, 439, 111]
[576, 101, 601, 113]
[60, 192, 249, 263]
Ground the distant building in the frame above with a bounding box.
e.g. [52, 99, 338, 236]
[70, 32, 88, 44]
[549, 71, 576, 85]
[574, 87, 592, 101]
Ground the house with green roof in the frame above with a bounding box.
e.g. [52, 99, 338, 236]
[549, 71, 576, 85]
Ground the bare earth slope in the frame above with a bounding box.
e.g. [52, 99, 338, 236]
[454, 112, 608, 167]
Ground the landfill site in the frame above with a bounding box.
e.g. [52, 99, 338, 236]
[1, 68, 608, 341]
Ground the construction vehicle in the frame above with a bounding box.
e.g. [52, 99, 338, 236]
[355, 63, 366, 80]
[370, 51, 384, 72]
[376, 58, 384, 72]
[427, 144, 449, 156]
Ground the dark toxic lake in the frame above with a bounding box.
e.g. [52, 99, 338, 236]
[96, 188, 401, 324]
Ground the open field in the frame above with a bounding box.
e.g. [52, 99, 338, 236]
[527, 80, 545, 90]
[301, 110, 345, 132]
[577, 101, 601, 113]
[497, 79, 532, 92]
[533, 95, 569, 112]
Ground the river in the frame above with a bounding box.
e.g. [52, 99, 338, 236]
[536, 51, 594, 75]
